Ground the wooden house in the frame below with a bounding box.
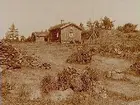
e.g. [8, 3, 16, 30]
[48, 22, 83, 43]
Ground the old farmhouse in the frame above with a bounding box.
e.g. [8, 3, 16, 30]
[48, 22, 83, 43]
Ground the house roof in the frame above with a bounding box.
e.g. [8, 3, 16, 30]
[49, 22, 83, 31]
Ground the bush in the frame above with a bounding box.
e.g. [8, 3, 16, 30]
[41, 66, 105, 95]
[57, 67, 80, 91]
[1, 82, 15, 97]
[117, 23, 138, 33]
[40, 75, 58, 94]
[130, 61, 140, 75]
[66, 45, 93, 64]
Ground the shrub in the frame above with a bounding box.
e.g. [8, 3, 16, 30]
[80, 67, 104, 92]
[1, 82, 15, 97]
[130, 61, 140, 75]
[117, 23, 138, 33]
[40, 75, 58, 94]
[66, 45, 93, 64]
[57, 67, 80, 91]
[41, 66, 105, 95]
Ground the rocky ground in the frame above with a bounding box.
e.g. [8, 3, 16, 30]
[1, 42, 140, 105]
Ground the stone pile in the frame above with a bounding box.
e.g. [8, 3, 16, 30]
[0, 42, 21, 69]
[0, 41, 51, 70]
[20, 55, 40, 68]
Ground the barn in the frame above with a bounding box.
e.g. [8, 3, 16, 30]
[48, 22, 83, 43]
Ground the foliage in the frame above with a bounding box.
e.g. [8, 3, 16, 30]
[5, 24, 19, 42]
[116, 26, 123, 32]
[82, 16, 114, 43]
[25, 33, 36, 42]
[1, 81, 15, 97]
[40, 75, 58, 94]
[31, 33, 36, 42]
[100, 16, 114, 30]
[130, 61, 140, 75]
[66, 45, 93, 64]
[117, 23, 138, 33]
[41, 66, 105, 95]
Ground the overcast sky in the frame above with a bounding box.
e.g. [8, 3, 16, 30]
[0, 0, 140, 38]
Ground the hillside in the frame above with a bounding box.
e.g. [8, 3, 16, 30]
[1, 35, 140, 105]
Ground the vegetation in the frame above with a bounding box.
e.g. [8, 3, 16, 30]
[117, 23, 138, 33]
[5, 24, 19, 42]
[25, 33, 36, 42]
[100, 16, 114, 30]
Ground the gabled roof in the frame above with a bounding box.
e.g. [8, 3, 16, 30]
[49, 22, 82, 31]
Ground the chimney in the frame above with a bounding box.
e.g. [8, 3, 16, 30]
[61, 20, 64, 24]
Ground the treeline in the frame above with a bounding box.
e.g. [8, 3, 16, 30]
[82, 16, 138, 33]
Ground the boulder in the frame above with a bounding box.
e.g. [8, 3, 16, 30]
[49, 88, 74, 102]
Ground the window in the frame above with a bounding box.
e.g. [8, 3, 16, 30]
[56, 33, 59, 38]
[69, 32, 74, 37]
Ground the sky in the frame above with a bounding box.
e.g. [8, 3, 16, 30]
[0, 0, 140, 38]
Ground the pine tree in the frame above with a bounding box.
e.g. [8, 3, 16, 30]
[5, 23, 19, 42]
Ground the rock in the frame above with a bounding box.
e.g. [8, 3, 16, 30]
[49, 88, 74, 102]
[106, 71, 112, 78]
[106, 70, 125, 80]
[30, 89, 41, 100]
[111, 71, 125, 80]
[128, 100, 140, 105]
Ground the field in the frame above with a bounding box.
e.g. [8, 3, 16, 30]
[1, 32, 140, 105]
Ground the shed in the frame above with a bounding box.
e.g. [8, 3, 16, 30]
[32, 31, 48, 42]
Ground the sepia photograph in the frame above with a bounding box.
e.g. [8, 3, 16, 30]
[0, 0, 140, 105]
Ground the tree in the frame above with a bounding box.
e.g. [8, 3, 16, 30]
[117, 26, 123, 32]
[93, 20, 101, 29]
[117, 23, 138, 33]
[79, 23, 84, 30]
[100, 16, 114, 30]
[86, 20, 94, 30]
[123, 23, 137, 33]
[30, 32, 36, 42]
[5, 23, 19, 42]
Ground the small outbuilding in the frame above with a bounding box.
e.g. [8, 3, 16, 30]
[32, 31, 48, 42]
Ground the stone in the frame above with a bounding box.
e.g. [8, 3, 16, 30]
[30, 89, 42, 100]
[111, 71, 124, 80]
[49, 88, 74, 102]
[128, 100, 140, 105]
